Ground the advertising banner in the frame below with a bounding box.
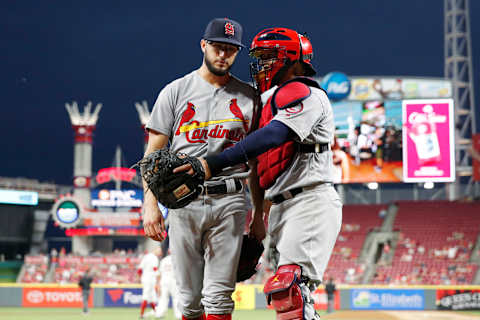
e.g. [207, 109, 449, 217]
[436, 289, 480, 310]
[0, 190, 38, 206]
[82, 211, 142, 227]
[104, 288, 142, 307]
[347, 78, 452, 101]
[51, 196, 83, 229]
[473, 134, 480, 182]
[23, 287, 92, 307]
[95, 167, 137, 184]
[91, 189, 143, 208]
[351, 289, 424, 310]
[403, 99, 455, 182]
[312, 288, 340, 310]
[232, 284, 255, 310]
[320, 72, 351, 101]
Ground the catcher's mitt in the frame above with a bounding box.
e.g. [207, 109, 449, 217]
[135, 148, 205, 209]
[237, 235, 264, 282]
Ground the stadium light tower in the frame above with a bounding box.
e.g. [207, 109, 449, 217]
[65, 101, 102, 203]
[65, 101, 102, 254]
[444, 0, 477, 199]
[135, 100, 151, 152]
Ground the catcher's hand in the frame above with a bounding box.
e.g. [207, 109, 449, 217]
[237, 235, 264, 282]
[134, 148, 205, 209]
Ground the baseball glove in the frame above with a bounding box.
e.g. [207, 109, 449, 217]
[134, 148, 205, 209]
[237, 235, 264, 282]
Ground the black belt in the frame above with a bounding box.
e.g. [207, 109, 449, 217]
[204, 179, 243, 195]
[297, 143, 330, 153]
[271, 187, 305, 204]
[271, 184, 331, 205]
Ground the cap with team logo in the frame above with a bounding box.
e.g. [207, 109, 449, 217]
[203, 17, 245, 48]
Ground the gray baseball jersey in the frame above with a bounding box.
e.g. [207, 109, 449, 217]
[147, 70, 255, 181]
[261, 84, 342, 283]
[261, 86, 336, 200]
[146, 70, 256, 317]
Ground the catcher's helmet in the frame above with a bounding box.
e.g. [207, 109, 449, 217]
[249, 27, 316, 93]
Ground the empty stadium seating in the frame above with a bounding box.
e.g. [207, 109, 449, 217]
[323, 204, 387, 284]
[17, 201, 479, 286]
[372, 201, 479, 285]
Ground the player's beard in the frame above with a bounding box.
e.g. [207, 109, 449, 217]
[204, 52, 231, 76]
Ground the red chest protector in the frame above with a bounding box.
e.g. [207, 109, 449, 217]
[257, 77, 322, 189]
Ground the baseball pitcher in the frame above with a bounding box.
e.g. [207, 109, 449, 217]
[141, 17, 259, 320]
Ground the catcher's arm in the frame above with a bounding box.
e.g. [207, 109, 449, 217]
[173, 121, 291, 178]
[142, 130, 169, 242]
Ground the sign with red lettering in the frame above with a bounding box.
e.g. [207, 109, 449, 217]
[403, 99, 455, 182]
[23, 287, 93, 307]
[436, 289, 480, 310]
[312, 288, 340, 310]
[95, 167, 137, 184]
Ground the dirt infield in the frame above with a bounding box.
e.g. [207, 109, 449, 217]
[322, 310, 480, 320]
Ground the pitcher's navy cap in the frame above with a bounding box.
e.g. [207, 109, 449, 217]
[203, 17, 245, 48]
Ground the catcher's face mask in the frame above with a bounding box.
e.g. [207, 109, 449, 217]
[249, 46, 288, 93]
[249, 28, 316, 93]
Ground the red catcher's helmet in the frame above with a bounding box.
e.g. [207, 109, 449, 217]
[249, 27, 316, 93]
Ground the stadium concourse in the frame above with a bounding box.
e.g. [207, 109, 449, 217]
[15, 200, 480, 286]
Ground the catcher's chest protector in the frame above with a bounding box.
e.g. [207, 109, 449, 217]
[257, 77, 321, 189]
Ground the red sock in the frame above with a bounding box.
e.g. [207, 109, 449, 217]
[150, 302, 156, 311]
[206, 314, 231, 320]
[140, 300, 148, 316]
[182, 314, 206, 320]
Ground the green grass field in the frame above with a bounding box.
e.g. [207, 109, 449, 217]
[1, 308, 480, 320]
[0, 308, 279, 320]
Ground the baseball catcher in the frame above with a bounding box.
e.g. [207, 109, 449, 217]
[134, 148, 205, 209]
[173, 27, 342, 320]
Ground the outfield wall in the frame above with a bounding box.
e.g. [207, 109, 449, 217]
[0, 284, 479, 311]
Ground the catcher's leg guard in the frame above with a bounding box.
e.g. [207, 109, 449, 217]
[206, 314, 231, 320]
[264, 264, 304, 320]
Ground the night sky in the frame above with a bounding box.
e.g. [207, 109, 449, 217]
[2, 1, 480, 185]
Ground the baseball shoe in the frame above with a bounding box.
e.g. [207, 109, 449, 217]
[145, 310, 155, 317]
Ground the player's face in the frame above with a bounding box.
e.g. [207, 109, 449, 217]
[250, 47, 282, 92]
[204, 40, 240, 76]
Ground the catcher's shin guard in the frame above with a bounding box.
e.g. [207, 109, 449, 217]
[264, 264, 304, 320]
[206, 314, 231, 320]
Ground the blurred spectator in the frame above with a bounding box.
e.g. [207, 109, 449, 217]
[50, 248, 58, 263]
[78, 268, 94, 315]
[325, 278, 336, 314]
[378, 209, 387, 219]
